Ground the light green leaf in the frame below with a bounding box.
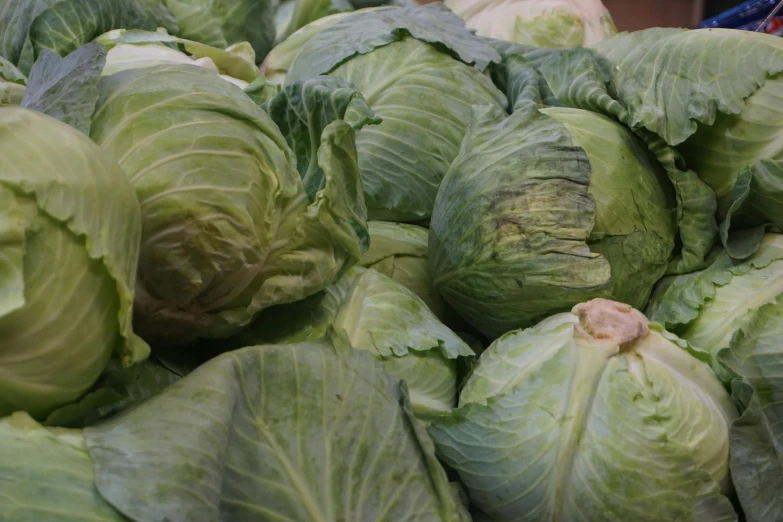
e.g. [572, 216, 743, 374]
[358, 221, 454, 324]
[0, 56, 26, 105]
[21, 43, 106, 135]
[0, 186, 25, 319]
[331, 269, 473, 417]
[244, 75, 281, 105]
[647, 233, 783, 381]
[84, 340, 463, 521]
[592, 29, 783, 147]
[0, 413, 126, 521]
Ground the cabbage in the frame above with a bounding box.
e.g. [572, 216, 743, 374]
[430, 100, 675, 338]
[0, 108, 145, 419]
[551, 28, 783, 258]
[445, 0, 617, 48]
[429, 298, 738, 521]
[286, 4, 507, 221]
[90, 65, 370, 346]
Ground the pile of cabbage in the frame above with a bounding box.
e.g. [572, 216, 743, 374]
[1, 1, 783, 521]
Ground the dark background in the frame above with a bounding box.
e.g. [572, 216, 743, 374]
[604, 0, 760, 31]
[704, 0, 746, 17]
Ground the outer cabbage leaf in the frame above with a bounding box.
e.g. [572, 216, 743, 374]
[537, 45, 718, 273]
[430, 102, 606, 339]
[429, 301, 738, 521]
[287, 5, 507, 221]
[0, 108, 146, 419]
[486, 45, 559, 110]
[591, 29, 783, 148]
[647, 233, 783, 381]
[273, 0, 416, 43]
[163, 0, 276, 63]
[430, 98, 674, 339]
[719, 296, 783, 522]
[589, 29, 783, 258]
[91, 64, 367, 346]
[234, 267, 474, 419]
[84, 339, 465, 521]
[0, 413, 126, 521]
[444, 0, 617, 48]
[21, 43, 106, 135]
[287, 4, 502, 83]
[263, 75, 380, 206]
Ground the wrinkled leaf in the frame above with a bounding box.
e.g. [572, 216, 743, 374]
[21, 43, 107, 134]
[85, 340, 463, 521]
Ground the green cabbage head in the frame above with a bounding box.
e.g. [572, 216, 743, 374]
[429, 298, 738, 522]
[0, 108, 145, 419]
[286, 4, 507, 221]
[444, 0, 617, 48]
[580, 28, 783, 257]
[90, 65, 368, 346]
[431, 103, 676, 338]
